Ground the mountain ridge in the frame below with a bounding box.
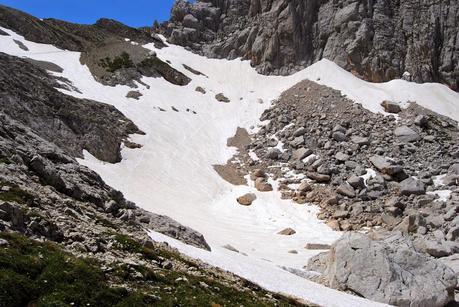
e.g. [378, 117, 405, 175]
[162, 0, 458, 90]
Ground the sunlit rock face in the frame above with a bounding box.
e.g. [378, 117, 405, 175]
[164, 0, 458, 90]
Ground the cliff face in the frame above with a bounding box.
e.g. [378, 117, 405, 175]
[164, 0, 458, 90]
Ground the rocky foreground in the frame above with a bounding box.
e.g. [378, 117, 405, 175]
[227, 80, 459, 305]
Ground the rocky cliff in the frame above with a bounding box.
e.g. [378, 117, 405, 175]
[164, 0, 458, 90]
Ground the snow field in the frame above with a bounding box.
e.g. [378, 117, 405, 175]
[2, 27, 458, 306]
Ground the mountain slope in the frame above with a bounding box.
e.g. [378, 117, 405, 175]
[164, 0, 459, 90]
[0, 6, 458, 307]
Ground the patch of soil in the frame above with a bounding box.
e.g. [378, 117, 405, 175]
[213, 164, 247, 186]
[227, 127, 251, 151]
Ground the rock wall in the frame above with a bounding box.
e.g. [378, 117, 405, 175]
[164, 0, 458, 90]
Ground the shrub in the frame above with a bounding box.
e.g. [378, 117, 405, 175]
[98, 52, 134, 73]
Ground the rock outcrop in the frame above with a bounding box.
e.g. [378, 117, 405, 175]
[0, 4, 163, 51]
[163, 0, 458, 90]
[0, 53, 210, 251]
[231, 79, 459, 248]
[307, 232, 457, 306]
[0, 52, 143, 163]
[0, 5, 190, 88]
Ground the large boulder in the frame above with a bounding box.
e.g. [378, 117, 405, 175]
[399, 177, 426, 196]
[394, 126, 421, 142]
[381, 100, 401, 113]
[369, 155, 408, 182]
[315, 232, 457, 307]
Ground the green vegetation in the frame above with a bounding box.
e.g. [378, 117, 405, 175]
[153, 20, 160, 31]
[0, 156, 10, 165]
[0, 233, 303, 307]
[98, 52, 134, 73]
[0, 182, 34, 204]
[94, 214, 116, 229]
[0, 233, 156, 307]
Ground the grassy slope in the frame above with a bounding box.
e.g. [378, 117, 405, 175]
[0, 233, 304, 307]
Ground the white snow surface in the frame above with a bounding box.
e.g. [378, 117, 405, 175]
[2, 27, 458, 306]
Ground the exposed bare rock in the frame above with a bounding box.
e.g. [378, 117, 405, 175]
[308, 232, 457, 307]
[381, 101, 401, 114]
[163, 0, 459, 91]
[215, 93, 230, 103]
[255, 178, 273, 192]
[278, 228, 296, 235]
[237, 193, 257, 206]
[126, 90, 143, 100]
[0, 52, 143, 163]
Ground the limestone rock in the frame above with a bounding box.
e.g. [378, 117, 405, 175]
[399, 177, 426, 196]
[215, 93, 230, 103]
[254, 178, 273, 192]
[237, 193, 257, 206]
[306, 172, 331, 183]
[394, 126, 421, 143]
[320, 233, 457, 307]
[381, 101, 401, 113]
[164, 0, 459, 91]
[278, 228, 296, 235]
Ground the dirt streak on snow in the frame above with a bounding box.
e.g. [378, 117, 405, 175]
[1, 26, 457, 307]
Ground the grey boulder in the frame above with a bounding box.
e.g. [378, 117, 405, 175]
[394, 126, 421, 142]
[320, 232, 457, 307]
[399, 177, 426, 196]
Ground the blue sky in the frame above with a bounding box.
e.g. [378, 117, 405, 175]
[0, 0, 176, 27]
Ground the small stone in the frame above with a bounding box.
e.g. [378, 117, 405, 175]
[351, 136, 370, 146]
[292, 148, 312, 161]
[399, 177, 425, 196]
[332, 131, 347, 142]
[293, 127, 306, 137]
[333, 210, 349, 218]
[104, 200, 119, 213]
[291, 136, 304, 147]
[394, 126, 420, 142]
[337, 184, 355, 198]
[265, 148, 281, 160]
[347, 175, 365, 189]
[215, 93, 230, 103]
[223, 244, 239, 253]
[237, 193, 257, 206]
[162, 260, 173, 269]
[335, 152, 349, 162]
[126, 90, 142, 100]
[414, 115, 428, 127]
[298, 181, 312, 193]
[305, 243, 331, 250]
[381, 100, 401, 113]
[446, 226, 459, 241]
[195, 86, 206, 94]
[327, 220, 340, 230]
[255, 178, 273, 192]
[250, 169, 266, 180]
[278, 228, 296, 235]
[306, 172, 331, 183]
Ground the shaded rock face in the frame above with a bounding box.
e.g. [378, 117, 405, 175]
[0, 5, 163, 51]
[0, 5, 188, 89]
[164, 0, 458, 90]
[310, 233, 457, 307]
[0, 53, 210, 251]
[0, 53, 143, 163]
